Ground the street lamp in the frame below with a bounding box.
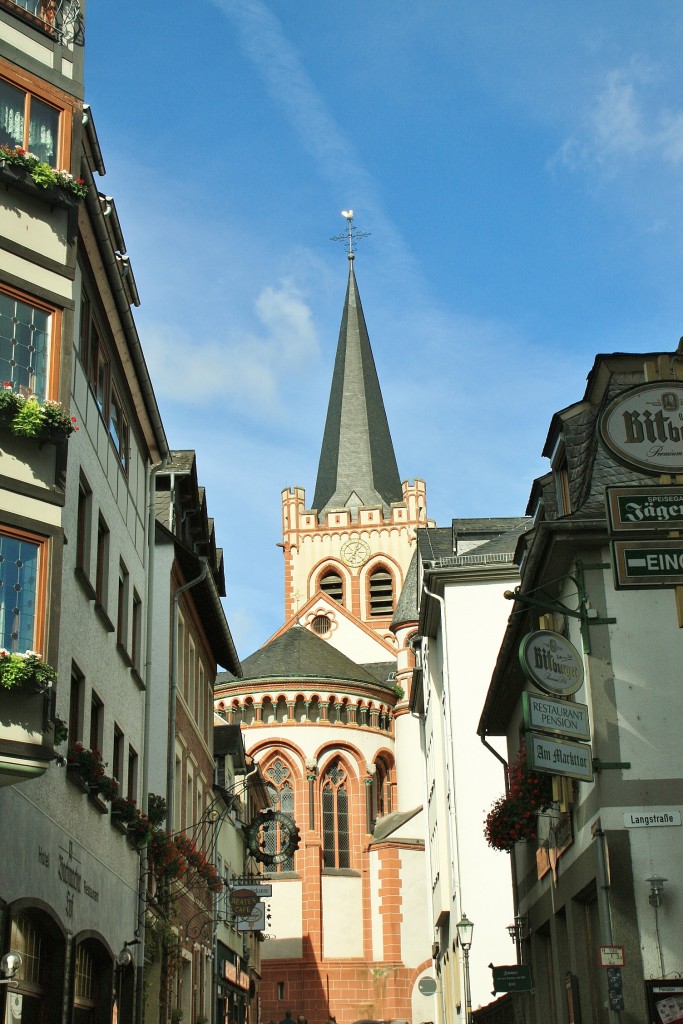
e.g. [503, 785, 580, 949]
[456, 914, 474, 1024]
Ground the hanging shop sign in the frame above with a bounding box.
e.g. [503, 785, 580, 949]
[519, 631, 584, 697]
[599, 382, 683, 474]
[236, 901, 266, 932]
[606, 485, 683, 533]
[522, 692, 590, 742]
[490, 965, 533, 994]
[245, 810, 301, 865]
[527, 732, 593, 782]
[612, 539, 683, 588]
[229, 888, 259, 917]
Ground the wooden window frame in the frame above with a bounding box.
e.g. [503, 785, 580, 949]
[0, 523, 48, 652]
[95, 515, 109, 608]
[0, 283, 61, 402]
[0, 60, 72, 168]
[69, 662, 84, 744]
[109, 387, 130, 474]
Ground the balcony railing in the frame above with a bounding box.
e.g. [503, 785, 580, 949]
[0, 0, 81, 43]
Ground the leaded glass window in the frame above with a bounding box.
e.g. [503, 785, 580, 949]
[322, 761, 350, 869]
[264, 758, 295, 872]
[0, 532, 39, 651]
[0, 292, 49, 399]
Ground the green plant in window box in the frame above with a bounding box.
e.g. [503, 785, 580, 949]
[0, 144, 87, 199]
[0, 384, 78, 440]
[393, 683, 405, 700]
[111, 795, 139, 825]
[66, 742, 107, 788]
[147, 792, 167, 827]
[0, 650, 57, 692]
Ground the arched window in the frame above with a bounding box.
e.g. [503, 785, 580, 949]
[369, 568, 393, 616]
[322, 760, 350, 869]
[320, 570, 343, 603]
[264, 758, 295, 872]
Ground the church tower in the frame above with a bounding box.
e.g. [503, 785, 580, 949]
[281, 250, 429, 648]
[216, 237, 434, 1024]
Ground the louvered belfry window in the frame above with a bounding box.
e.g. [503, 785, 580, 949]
[369, 568, 393, 616]
[265, 758, 295, 872]
[322, 761, 350, 869]
[320, 570, 343, 603]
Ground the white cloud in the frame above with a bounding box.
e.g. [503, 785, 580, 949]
[142, 278, 319, 412]
[552, 62, 683, 176]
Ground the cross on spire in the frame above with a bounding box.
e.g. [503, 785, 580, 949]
[330, 210, 370, 259]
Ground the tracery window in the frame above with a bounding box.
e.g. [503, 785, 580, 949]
[322, 760, 350, 869]
[264, 758, 295, 872]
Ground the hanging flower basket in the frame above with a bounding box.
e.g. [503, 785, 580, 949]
[483, 744, 553, 853]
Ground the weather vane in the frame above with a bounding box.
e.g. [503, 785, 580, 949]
[331, 210, 370, 258]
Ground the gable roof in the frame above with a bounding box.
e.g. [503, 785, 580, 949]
[312, 258, 402, 520]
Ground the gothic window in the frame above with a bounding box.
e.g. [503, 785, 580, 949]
[320, 570, 343, 603]
[264, 758, 295, 872]
[322, 760, 350, 869]
[369, 568, 394, 616]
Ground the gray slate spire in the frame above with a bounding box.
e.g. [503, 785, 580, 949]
[313, 257, 402, 519]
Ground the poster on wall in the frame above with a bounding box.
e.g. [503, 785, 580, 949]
[646, 981, 683, 1024]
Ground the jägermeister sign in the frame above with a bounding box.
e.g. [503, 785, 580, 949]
[599, 382, 683, 474]
[519, 630, 584, 697]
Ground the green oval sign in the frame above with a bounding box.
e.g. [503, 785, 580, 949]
[519, 630, 584, 697]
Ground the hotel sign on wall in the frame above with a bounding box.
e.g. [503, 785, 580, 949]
[527, 732, 594, 782]
[599, 382, 683, 474]
[519, 630, 584, 697]
[606, 485, 683, 532]
[522, 692, 591, 742]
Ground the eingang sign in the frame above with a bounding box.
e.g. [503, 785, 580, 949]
[519, 631, 584, 697]
[599, 382, 683, 474]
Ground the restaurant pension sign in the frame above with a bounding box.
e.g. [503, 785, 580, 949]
[519, 630, 584, 697]
[599, 382, 683, 474]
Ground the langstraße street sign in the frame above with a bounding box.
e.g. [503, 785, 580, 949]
[612, 539, 683, 588]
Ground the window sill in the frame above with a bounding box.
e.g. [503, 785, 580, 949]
[116, 642, 133, 669]
[88, 791, 109, 814]
[75, 567, 97, 601]
[130, 667, 146, 691]
[321, 868, 360, 877]
[94, 602, 115, 633]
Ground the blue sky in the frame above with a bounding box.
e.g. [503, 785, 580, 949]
[85, 1, 683, 656]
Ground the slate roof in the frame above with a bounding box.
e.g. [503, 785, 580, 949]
[417, 519, 529, 563]
[391, 549, 419, 627]
[216, 624, 393, 690]
[312, 258, 403, 520]
[529, 360, 673, 522]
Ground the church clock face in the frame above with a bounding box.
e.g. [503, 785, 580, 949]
[341, 538, 371, 567]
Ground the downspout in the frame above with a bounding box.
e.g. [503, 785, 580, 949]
[422, 581, 463, 902]
[167, 558, 209, 835]
[592, 824, 623, 1024]
[135, 452, 169, 1024]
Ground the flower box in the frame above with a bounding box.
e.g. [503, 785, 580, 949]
[0, 680, 54, 786]
[0, 157, 81, 210]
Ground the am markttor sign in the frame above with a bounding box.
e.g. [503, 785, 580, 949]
[490, 965, 533, 993]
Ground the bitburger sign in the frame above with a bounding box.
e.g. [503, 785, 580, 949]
[519, 630, 584, 697]
[599, 382, 683, 474]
